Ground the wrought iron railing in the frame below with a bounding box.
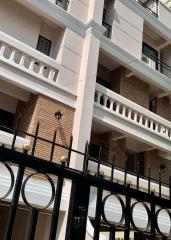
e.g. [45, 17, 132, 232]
[142, 47, 171, 78]
[102, 21, 112, 39]
[136, 0, 159, 17]
[0, 121, 171, 239]
[56, 0, 69, 10]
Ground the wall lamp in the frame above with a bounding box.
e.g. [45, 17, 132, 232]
[55, 111, 63, 120]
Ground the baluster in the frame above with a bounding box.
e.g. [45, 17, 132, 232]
[39, 63, 45, 76]
[96, 92, 102, 104]
[164, 128, 168, 138]
[103, 96, 108, 107]
[139, 114, 143, 125]
[29, 58, 35, 71]
[155, 122, 159, 133]
[122, 105, 126, 117]
[9, 48, 17, 61]
[133, 112, 138, 122]
[128, 109, 132, 119]
[19, 54, 26, 66]
[0, 43, 6, 56]
[145, 117, 148, 127]
[150, 120, 154, 130]
[48, 69, 55, 81]
[109, 100, 114, 111]
[116, 102, 121, 114]
[160, 126, 164, 135]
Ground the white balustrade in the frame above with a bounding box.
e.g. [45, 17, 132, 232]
[95, 84, 171, 140]
[0, 33, 59, 82]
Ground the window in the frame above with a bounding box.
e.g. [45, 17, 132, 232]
[142, 42, 158, 70]
[0, 109, 14, 133]
[89, 144, 100, 159]
[96, 77, 111, 89]
[36, 35, 52, 56]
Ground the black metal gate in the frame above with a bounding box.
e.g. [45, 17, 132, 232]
[0, 122, 171, 240]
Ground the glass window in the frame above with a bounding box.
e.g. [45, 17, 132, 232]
[36, 35, 52, 56]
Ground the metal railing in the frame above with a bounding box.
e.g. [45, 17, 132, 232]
[142, 47, 171, 78]
[0, 121, 171, 239]
[136, 0, 159, 17]
[56, 0, 69, 10]
[102, 21, 112, 39]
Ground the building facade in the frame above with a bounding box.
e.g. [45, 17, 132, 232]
[1, 0, 171, 239]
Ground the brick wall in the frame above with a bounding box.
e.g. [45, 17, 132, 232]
[145, 149, 171, 184]
[14, 94, 75, 163]
[120, 68, 149, 109]
[97, 65, 150, 109]
[156, 97, 171, 121]
[90, 131, 126, 167]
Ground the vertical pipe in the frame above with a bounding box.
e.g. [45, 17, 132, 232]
[124, 155, 128, 186]
[137, 159, 140, 190]
[28, 208, 39, 240]
[148, 168, 151, 194]
[150, 192, 156, 240]
[31, 122, 40, 156]
[83, 141, 89, 172]
[49, 176, 64, 240]
[50, 130, 57, 162]
[97, 147, 102, 176]
[109, 226, 115, 240]
[93, 188, 103, 240]
[4, 165, 25, 240]
[67, 135, 73, 167]
[110, 153, 115, 181]
[124, 185, 131, 240]
[159, 170, 161, 198]
[11, 114, 21, 150]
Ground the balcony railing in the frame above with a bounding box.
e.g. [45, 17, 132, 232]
[142, 48, 171, 79]
[95, 83, 171, 141]
[56, 0, 69, 10]
[102, 21, 112, 39]
[0, 31, 59, 82]
[136, 0, 159, 17]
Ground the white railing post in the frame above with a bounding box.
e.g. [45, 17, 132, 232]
[9, 48, 17, 62]
[0, 43, 6, 56]
[19, 54, 26, 66]
[29, 58, 35, 71]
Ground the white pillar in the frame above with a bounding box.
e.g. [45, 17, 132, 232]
[87, 0, 105, 24]
[71, 32, 100, 170]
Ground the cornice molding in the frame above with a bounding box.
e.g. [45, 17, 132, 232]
[85, 19, 106, 38]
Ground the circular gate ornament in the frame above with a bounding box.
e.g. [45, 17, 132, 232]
[21, 172, 55, 210]
[155, 208, 171, 237]
[102, 193, 125, 227]
[0, 161, 14, 200]
[130, 201, 151, 232]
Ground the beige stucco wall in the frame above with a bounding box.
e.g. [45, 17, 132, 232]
[0, 0, 41, 48]
[68, 0, 90, 22]
[112, 0, 144, 59]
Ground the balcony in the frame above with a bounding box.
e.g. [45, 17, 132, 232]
[0, 31, 60, 90]
[49, 0, 69, 10]
[142, 47, 171, 79]
[136, 0, 159, 17]
[94, 83, 171, 153]
[102, 21, 112, 39]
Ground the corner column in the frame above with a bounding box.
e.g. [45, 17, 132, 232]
[71, 30, 101, 170]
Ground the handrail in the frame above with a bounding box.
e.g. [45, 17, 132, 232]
[0, 31, 60, 82]
[142, 47, 171, 78]
[136, 0, 159, 17]
[102, 21, 112, 39]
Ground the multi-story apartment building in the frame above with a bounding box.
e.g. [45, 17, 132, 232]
[1, 0, 171, 239]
